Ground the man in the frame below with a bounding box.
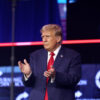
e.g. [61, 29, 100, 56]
[18, 24, 81, 100]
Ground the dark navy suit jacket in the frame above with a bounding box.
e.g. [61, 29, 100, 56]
[23, 46, 81, 100]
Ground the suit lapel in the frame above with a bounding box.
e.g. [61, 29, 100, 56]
[39, 47, 65, 71]
[53, 46, 65, 69]
[40, 49, 48, 72]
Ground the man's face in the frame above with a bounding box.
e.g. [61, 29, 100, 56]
[41, 31, 61, 52]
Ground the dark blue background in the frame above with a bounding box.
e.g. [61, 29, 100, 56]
[0, 0, 61, 42]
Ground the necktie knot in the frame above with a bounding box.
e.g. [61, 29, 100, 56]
[50, 52, 55, 56]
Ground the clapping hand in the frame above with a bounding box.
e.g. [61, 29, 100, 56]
[18, 59, 32, 77]
[44, 66, 55, 78]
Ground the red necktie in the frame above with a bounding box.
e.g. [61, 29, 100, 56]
[44, 52, 55, 100]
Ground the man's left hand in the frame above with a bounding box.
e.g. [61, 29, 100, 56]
[44, 68, 55, 78]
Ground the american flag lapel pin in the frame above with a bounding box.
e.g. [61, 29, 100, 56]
[60, 54, 63, 58]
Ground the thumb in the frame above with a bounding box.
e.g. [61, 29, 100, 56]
[50, 67, 55, 72]
[50, 65, 53, 68]
[24, 59, 28, 64]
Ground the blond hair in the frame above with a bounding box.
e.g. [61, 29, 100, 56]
[40, 24, 63, 38]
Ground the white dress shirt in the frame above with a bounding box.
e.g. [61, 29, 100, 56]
[47, 45, 61, 63]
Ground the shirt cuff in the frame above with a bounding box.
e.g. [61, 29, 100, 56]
[24, 72, 32, 81]
[50, 76, 55, 83]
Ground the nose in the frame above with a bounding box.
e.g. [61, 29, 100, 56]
[42, 36, 47, 42]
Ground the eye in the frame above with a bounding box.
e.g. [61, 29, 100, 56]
[46, 35, 50, 38]
[41, 35, 51, 39]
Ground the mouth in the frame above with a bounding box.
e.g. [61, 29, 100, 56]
[43, 44, 48, 47]
[43, 42, 48, 45]
[43, 43, 49, 48]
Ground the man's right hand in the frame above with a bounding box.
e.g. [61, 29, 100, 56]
[18, 59, 32, 77]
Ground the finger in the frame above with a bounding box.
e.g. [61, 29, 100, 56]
[46, 71, 52, 77]
[51, 68, 55, 72]
[50, 65, 53, 69]
[18, 61, 21, 65]
[18, 61, 24, 71]
[44, 71, 48, 77]
[47, 70, 52, 74]
[24, 59, 28, 64]
[18, 61, 22, 67]
[44, 71, 51, 77]
[48, 68, 55, 73]
[48, 69, 55, 77]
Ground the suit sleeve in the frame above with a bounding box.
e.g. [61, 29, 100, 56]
[54, 53, 81, 87]
[22, 73, 35, 87]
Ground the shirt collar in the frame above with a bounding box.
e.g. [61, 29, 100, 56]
[48, 45, 61, 56]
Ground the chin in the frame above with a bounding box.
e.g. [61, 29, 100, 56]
[44, 46, 49, 50]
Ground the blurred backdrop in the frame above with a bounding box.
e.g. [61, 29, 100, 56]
[0, 0, 100, 100]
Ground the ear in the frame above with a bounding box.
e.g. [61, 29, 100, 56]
[56, 36, 62, 43]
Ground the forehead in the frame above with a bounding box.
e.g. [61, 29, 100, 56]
[41, 30, 55, 36]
